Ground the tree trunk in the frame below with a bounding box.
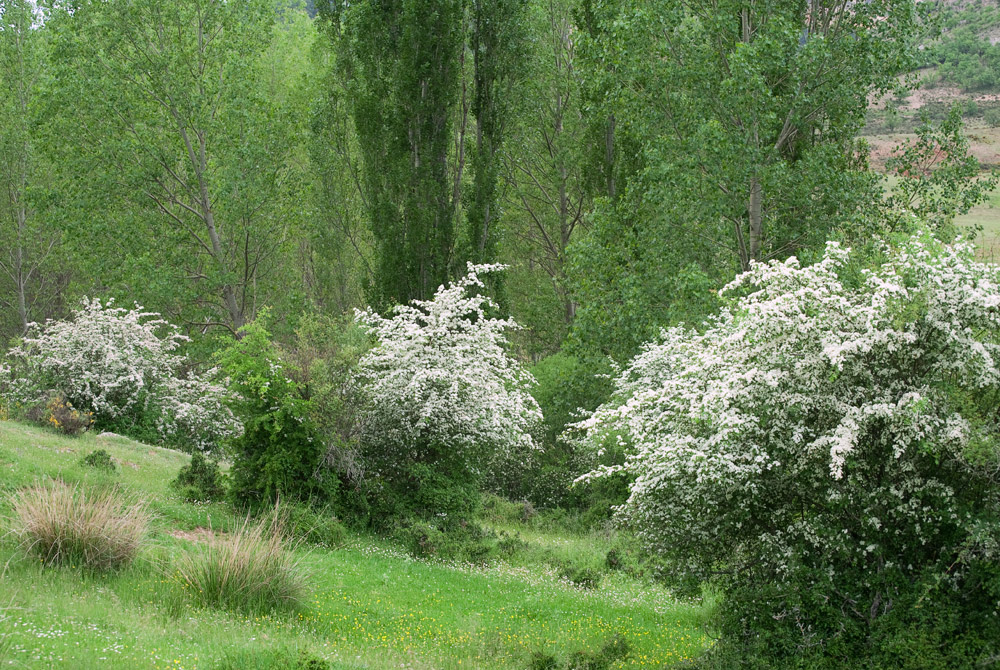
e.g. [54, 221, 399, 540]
[605, 113, 616, 199]
[749, 176, 763, 264]
[15, 207, 28, 334]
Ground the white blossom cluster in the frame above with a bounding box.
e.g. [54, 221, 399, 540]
[3, 298, 240, 450]
[355, 264, 542, 470]
[577, 235, 1000, 588]
[153, 369, 241, 452]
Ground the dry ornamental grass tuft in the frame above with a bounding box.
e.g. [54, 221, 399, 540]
[174, 511, 308, 614]
[9, 481, 150, 570]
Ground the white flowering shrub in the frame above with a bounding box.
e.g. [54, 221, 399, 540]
[355, 264, 542, 520]
[4, 299, 239, 452]
[153, 371, 242, 452]
[10, 298, 186, 419]
[578, 235, 1000, 663]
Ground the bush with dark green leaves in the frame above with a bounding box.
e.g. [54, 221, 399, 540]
[171, 452, 227, 502]
[80, 449, 115, 472]
[216, 315, 329, 508]
[280, 503, 347, 549]
[213, 648, 329, 670]
[557, 562, 602, 590]
[528, 634, 631, 670]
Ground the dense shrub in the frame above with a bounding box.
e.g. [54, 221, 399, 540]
[287, 315, 369, 517]
[529, 634, 631, 670]
[43, 393, 93, 436]
[393, 519, 494, 562]
[175, 512, 308, 613]
[482, 352, 617, 511]
[557, 562, 602, 590]
[171, 452, 227, 502]
[10, 481, 150, 570]
[354, 264, 542, 521]
[280, 503, 347, 549]
[289, 314, 367, 451]
[217, 315, 327, 508]
[213, 648, 329, 670]
[2, 299, 239, 452]
[579, 235, 1000, 665]
[80, 449, 116, 472]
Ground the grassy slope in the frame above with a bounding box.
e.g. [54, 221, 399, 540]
[0, 422, 712, 670]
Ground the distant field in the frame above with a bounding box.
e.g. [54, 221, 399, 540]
[0, 422, 713, 669]
[869, 120, 1000, 260]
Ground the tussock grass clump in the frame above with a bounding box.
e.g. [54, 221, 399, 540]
[176, 512, 308, 613]
[10, 481, 150, 570]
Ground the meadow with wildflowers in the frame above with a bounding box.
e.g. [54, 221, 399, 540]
[0, 420, 713, 669]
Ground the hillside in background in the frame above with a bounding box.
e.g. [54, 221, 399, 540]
[865, 0, 1000, 258]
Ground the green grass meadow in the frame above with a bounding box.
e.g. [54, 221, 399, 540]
[0, 422, 712, 669]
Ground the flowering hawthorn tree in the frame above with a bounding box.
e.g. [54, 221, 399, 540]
[5, 298, 239, 450]
[355, 264, 542, 518]
[11, 298, 186, 419]
[578, 235, 1000, 658]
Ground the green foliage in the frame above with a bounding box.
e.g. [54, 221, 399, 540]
[216, 315, 327, 508]
[557, 562, 601, 590]
[288, 313, 367, 477]
[529, 652, 560, 670]
[171, 453, 227, 502]
[393, 518, 529, 564]
[465, 0, 530, 285]
[213, 648, 330, 670]
[280, 503, 347, 549]
[45, 0, 309, 334]
[569, 0, 924, 362]
[367, 459, 484, 526]
[41, 394, 93, 436]
[924, 3, 1000, 93]
[0, 0, 65, 340]
[332, 0, 466, 308]
[80, 449, 116, 473]
[484, 352, 616, 510]
[985, 107, 1000, 127]
[529, 634, 631, 670]
[881, 106, 999, 239]
[530, 353, 611, 446]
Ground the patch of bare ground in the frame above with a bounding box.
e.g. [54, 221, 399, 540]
[169, 527, 223, 544]
[866, 129, 1000, 170]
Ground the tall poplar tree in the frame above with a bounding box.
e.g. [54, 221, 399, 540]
[569, 0, 926, 361]
[322, 0, 526, 309]
[0, 0, 58, 338]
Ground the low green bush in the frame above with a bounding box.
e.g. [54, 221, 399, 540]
[171, 452, 226, 502]
[392, 519, 529, 563]
[25, 393, 93, 436]
[213, 648, 329, 670]
[557, 562, 602, 590]
[80, 449, 116, 472]
[528, 634, 631, 670]
[281, 503, 347, 549]
[217, 315, 327, 508]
